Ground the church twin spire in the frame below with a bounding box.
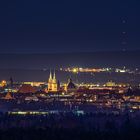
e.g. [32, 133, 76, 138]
[49, 70, 56, 81]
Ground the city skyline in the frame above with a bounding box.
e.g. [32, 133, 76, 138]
[0, 1, 140, 139]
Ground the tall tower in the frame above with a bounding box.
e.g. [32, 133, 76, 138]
[52, 70, 57, 92]
[48, 70, 53, 91]
[53, 70, 56, 83]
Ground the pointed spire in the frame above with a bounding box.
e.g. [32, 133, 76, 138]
[49, 69, 52, 80]
[53, 70, 56, 80]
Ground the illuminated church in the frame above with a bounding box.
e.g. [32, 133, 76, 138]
[48, 70, 57, 92]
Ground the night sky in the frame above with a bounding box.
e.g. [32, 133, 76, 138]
[0, 0, 140, 53]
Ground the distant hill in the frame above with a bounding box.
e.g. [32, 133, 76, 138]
[0, 51, 139, 69]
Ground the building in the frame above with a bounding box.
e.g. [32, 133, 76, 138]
[105, 81, 116, 87]
[3, 92, 14, 100]
[47, 70, 57, 92]
[0, 80, 7, 87]
[22, 82, 45, 87]
[66, 78, 77, 93]
[18, 84, 37, 93]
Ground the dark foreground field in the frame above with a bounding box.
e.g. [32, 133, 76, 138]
[0, 113, 140, 140]
[0, 127, 140, 140]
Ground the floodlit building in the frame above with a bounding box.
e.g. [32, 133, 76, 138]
[23, 82, 45, 87]
[105, 81, 116, 87]
[47, 70, 57, 92]
[0, 80, 7, 87]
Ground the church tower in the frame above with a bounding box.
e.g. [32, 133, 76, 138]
[48, 70, 53, 91]
[48, 70, 58, 92]
[52, 70, 57, 92]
